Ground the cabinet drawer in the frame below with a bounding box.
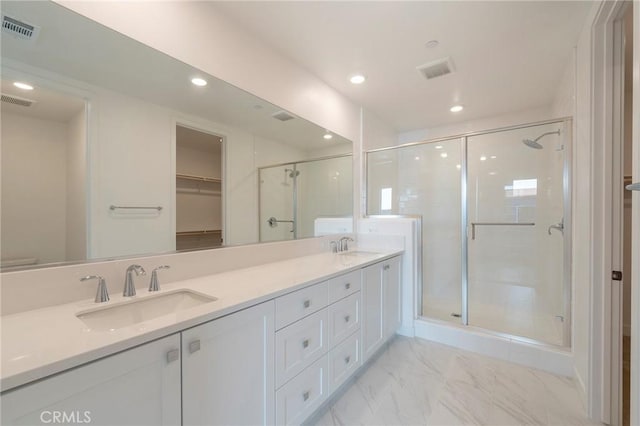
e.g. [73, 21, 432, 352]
[328, 270, 361, 304]
[275, 355, 328, 426]
[276, 309, 328, 388]
[275, 281, 328, 330]
[328, 292, 360, 348]
[328, 330, 360, 394]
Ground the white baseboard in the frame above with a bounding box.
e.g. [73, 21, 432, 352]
[574, 365, 588, 413]
[396, 325, 415, 337]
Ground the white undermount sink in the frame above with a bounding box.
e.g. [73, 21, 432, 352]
[77, 289, 217, 331]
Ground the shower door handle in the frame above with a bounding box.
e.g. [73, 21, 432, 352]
[470, 222, 535, 240]
[267, 217, 294, 228]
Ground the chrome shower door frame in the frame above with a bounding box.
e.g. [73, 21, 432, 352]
[364, 117, 573, 348]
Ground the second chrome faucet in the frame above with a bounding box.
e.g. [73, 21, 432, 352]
[123, 264, 146, 297]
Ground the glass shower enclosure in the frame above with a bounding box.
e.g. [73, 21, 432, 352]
[259, 155, 353, 242]
[367, 120, 571, 347]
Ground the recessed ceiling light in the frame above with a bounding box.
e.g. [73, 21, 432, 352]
[13, 82, 34, 90]
[490, 155, 497, 159]
[191, 77, 207, 87]
[323, 133, 333, 140]
[489, 172, 497, 176]
[456, 164, 462, 170]
[434, 145, 443, 149]
[480, 156, 487, 161]
[450, 105, 464, 113]
[440, 152, 448, 158]
[425, 40, 439, 49]
[349, 74, 366, 84]
[415, 156, 420, 160]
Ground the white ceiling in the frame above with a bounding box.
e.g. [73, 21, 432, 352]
[1, 79, 84, 122]
[212, 1, 593, 133]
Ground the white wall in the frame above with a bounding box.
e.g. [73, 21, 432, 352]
[89, 88, 175, 259]
[66, 108, 87, 261]
[1, 112, 68, 264]
[54, 1, 360, 144]
[551, 50, 577, 119]
[571, 3, 600, 405]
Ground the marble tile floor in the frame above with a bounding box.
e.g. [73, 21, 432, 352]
[313, 337, 599, 426]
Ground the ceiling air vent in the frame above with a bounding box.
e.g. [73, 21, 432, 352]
[417, 57, 455, 80]
[272, 110, 295, 122]
[1, 93, 35, 107]
[1, 14, 40, 41]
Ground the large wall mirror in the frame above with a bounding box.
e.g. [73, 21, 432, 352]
[0, 1, 353, 271]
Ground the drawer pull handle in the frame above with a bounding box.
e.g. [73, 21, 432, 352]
[303, 300, 311, 308]
[345, 282, 351, 290]
[383, 265, 390, 271]
[189, 340, 201, 354]
[302, 339, 310, 348]
[345, 356, 351, 364]
[166, 349, 180, 363]
[303, 391, 310, 402]
[344, 315, 350, 323]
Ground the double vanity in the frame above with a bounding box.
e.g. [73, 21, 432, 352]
[1, 248, 403, 425]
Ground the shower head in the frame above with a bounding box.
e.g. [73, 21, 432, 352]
[287, 169, 300, 178]
[522, 139, 544, 150]
[521, 130, 561, 150]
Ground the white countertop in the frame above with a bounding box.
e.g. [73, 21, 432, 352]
[0, 249, 401, 392]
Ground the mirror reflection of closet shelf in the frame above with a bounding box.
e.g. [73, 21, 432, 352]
[176, 174, 222, 196]
[175, 125, 223, 250]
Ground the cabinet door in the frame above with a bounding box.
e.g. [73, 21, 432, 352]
[182, 301, 275, 426]
[361, 264, 384, 363]
[383, 256, 402, 339]
[1, 334, 181, 426]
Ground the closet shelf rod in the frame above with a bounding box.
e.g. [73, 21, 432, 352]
[110, 205, 163, 211]
[176, 173, 221, 183]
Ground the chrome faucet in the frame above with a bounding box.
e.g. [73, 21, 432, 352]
[338, 236, 354, 252]
[81, 275, 110, 303]
[149, 265, 170, 292]
[123, 265, 146, 297]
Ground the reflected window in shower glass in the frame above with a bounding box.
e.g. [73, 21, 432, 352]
[380, 187, 393, 211]
[505, 178, 538, 197]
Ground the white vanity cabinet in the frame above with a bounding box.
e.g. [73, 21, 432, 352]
[1, 253, 402, 426]
[182, 300, 275, 426]
[383, 256, 402, 340]
[362, 256, 402, 363]
[274, 269, 365, 426]
[1, 334, 181, 426]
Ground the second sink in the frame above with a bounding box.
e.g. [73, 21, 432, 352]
[77, 289, 217, 331]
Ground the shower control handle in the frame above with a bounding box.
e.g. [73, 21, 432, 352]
[548, 218, 564, 235]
